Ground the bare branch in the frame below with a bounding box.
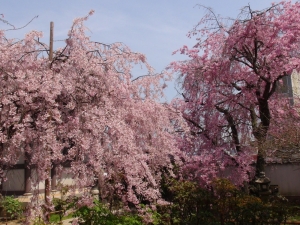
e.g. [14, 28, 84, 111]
[5, 15, 39, 31]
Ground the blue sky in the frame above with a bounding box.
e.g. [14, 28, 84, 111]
[1, 0, 280, 101]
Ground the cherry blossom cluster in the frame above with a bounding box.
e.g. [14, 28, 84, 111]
[171, 1, 300, 186]
[0, 12, 186, 212]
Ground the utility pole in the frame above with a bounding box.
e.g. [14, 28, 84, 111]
[45, 21, 54, 223]
[49, 22, 54, 61]
[49, 21, 57, 193]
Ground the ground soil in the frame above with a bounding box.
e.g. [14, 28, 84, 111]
[0, 218, 73, 224]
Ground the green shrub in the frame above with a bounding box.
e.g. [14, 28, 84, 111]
[0, 196, 23, 219]
[153, 178, 297, 225]
[74, 199, 143, 225]
[53, 198, 65, 212]
[153, 179, 217, 224]
[51, 195, 79, 222]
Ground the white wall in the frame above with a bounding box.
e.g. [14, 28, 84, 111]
[2, 164, 300, 196]
[57, 169, 75, 187]
[1, 167, 75, 193]
[265, 164, 300, 196]
[2, 169, 24, 191]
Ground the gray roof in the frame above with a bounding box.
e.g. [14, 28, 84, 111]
[266, 148, 300, 164]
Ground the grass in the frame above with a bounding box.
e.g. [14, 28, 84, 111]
[49, 212, 73, 223]
[288, 214, 300, 222]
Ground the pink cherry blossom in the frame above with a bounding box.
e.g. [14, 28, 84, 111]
[0, 12, 186, 219]
[171, 1, 300, 186]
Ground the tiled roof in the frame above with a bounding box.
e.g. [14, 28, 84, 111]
[266, 148, 300, 164]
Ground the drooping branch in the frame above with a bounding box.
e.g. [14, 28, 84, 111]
[215, 105, 241, 152]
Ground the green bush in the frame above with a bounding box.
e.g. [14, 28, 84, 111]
[49, 178, 298, 225]
[153, 179, 217, 225]
[153, 178, 297, 225]
[0, 196, 23, 219]
[51, 195, 79, 222]
[53, 198, 65, 211]
[74, 199, 143, 225]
